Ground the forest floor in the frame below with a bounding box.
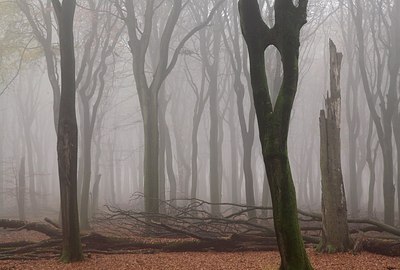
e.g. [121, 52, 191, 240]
[1, 250, 400, 270]
[0, 229, 399, 270]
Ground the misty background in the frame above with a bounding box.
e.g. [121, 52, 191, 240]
[0, 0, 398, 224]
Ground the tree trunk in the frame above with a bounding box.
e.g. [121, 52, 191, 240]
[165, 126, 177, 204]
[0, 139, 3, 214]
[108, 142, 116, 205]
[17, 157, 26, 221]
[22, 123, 37, 215]
[318, 40, 351, 253]
[80, 101, 92, 229]
[91, 174, 101, 218]
[209, 84, 220, 215]
[52, 0, 83, 262]
[239, 0, 312, 269]
[393, 111, 400, 225]
[191, 112, 201, 199]
[206, 19, 222, 216]
[228, 96, 240, 204]
[142, 89, 160, 214]
[350, 0, 399, 225]
[158, 106, 166, 206]
[190, 67, 208, 199]
[261, 173, 271, 217]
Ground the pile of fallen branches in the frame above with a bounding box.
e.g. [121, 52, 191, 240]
[1, 194, 400, 260]
[99, 194, 400, 256]
[102, 195, 277, 241]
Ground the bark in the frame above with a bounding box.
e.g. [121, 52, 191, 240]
[239, 0, 312, 269]
[261, 173, 271, 217]
[318, 40, 351, 253]
[52, 0, 83, 262]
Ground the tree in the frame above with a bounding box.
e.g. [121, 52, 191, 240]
[77, 0, 123, 230]
[222, 1, 256, 217]
[17, 0, 61, 132]
[17, 157, 25, 221]
[192, 1, 224, 215]
[318, 40, 351, 253]
[239, 0, 312, 269]
[183, 54, 209, 200]
[349, 0, 400, 225]
[114, 0, 223, 214]
[51, 0, 83, 262]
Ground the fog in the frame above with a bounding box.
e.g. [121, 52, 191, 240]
[0, 0, 398, 228]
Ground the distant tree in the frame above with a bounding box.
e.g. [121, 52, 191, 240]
[114, 0, 223, 214]
[51, 0, 83, 262]
[14, 73, 40, 214]
[239, 0, 312, 269]
[192, 1, 224, 215]
[17, 157, 25, 221]
[349, 0, 400, 225]
[222, 1, 256, 217]
[183, 55, 209, 200]
[17, 0, 61, 131]
[77, 0, 124, 230]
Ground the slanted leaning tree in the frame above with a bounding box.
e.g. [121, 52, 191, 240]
[51, 0, 83, 262]
[239, 0, 312, 269]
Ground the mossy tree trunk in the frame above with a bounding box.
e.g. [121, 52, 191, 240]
[318, 40, 351, 253]
[239, 0, 312, 269]
[51, 0, 83, 262]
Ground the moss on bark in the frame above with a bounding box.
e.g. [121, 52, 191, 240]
[239, 0, 312, 269]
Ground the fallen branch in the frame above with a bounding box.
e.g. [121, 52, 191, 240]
[0, 219, 61, 238]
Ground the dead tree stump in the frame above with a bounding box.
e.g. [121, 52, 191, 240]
[319, 40, 352, 252]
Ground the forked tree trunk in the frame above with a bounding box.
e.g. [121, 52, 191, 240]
[239, 0, 312, 269]
[318, 40, 351, 253]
